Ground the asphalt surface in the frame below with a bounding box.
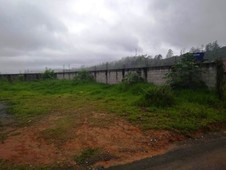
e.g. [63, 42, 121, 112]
[106, 133, 226, 170]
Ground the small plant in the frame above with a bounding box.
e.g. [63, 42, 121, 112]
[0, 132, 8, 144]
[73, 70, 94, 84]
[42, 69, 55, 80]
[74, 147, 115, 166]
[74, 148, 99, 165]
[122, 72, 144, 84]
[138, 86, 175, 107]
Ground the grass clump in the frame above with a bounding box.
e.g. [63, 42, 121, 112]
[74, 148, 115, 166]
[39, 116, 75, 145]
[74, 148, 100, 165]
[138, 86, 175, 108]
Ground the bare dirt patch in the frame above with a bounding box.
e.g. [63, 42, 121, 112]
[0, 111, 185, 169]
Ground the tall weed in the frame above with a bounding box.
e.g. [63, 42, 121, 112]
[138, 86, 175, 107]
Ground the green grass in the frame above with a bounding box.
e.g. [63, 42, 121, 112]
[39, 116, 76, 145]
[74, 147, 100, 165]
[74, 147, 115, 166]
[0, 80, 226, 133]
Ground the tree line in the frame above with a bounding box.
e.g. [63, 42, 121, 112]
[87, 41, 225, 71]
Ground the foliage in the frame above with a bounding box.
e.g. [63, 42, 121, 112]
[87, 41, 226, 71]
[166, 53, 206, 89]
[216, 59, 225, 100]
[74, 148, 100, 165]
[122, 72, 144, 84]
[205, 40, 220, 52]
[117, 82, 150, 95]
[42, 69, 55, 80]
[88, 54, 166, 70]
[137, 86, 175, 108]
[166, 49, 173, 58]
[0, 80, 225, 133]
[73, 70, 94, 84]
[154, 54, 162, 60]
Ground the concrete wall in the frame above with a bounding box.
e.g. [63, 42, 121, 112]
[147, 67, 170, 85]
[201, 63, 217, 88]
[0, 62, 218, 88]
[56, 72, 77, 80]
[95, 71, 107, 83]
[0, 73, 42, 81]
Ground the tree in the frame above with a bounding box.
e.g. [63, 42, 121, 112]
[190, 47, 201, 53]
[154, 54, 162, 60]
[166, 49, 173, 58]
[166, 53, 206, 89]
[205, 41, 220, 52]
[180, 48, 186, 55]
[205, 41, 221, 60]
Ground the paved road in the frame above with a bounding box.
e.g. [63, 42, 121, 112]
[106, 133, 226, 170]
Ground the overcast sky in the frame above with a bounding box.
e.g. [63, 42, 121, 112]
[0, 0, 226, 73]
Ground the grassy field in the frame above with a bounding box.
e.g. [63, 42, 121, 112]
[0, 79, 225, 133]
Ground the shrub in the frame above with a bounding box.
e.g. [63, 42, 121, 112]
[74, 148, 99, 165]
[166, 53, 206, 89]
[215, 59, 225, 100]
[122, 72, 144, 84]
[42, 69, 55, 80]
[138, 86, 175, 107]
[116, 82, 150, 95]
[73, 70, 94, 84]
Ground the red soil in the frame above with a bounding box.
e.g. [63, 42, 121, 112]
[0, 113, 185, 168]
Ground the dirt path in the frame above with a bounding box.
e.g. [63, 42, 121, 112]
[106, 132, 226, 170]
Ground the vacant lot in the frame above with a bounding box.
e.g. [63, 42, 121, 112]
[0, 80, 226, 169]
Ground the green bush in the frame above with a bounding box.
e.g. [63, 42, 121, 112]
[73, 70, 94, 84]
[122, 72, 144, 84]
[166, 53, 206, 89]
[216, 59, 225, 100]
[138, 86, 175, 107]
[42, 69, 55, 80]
[116, 82, 150, 95]
[74, 148, 99, 165]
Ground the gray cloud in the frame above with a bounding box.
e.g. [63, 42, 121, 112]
[0, 0, 67, 51]
[0, 0, 226, 73]
[148, 0, 226, 50]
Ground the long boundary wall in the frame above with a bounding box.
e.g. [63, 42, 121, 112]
[0, 62, 218, 88]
